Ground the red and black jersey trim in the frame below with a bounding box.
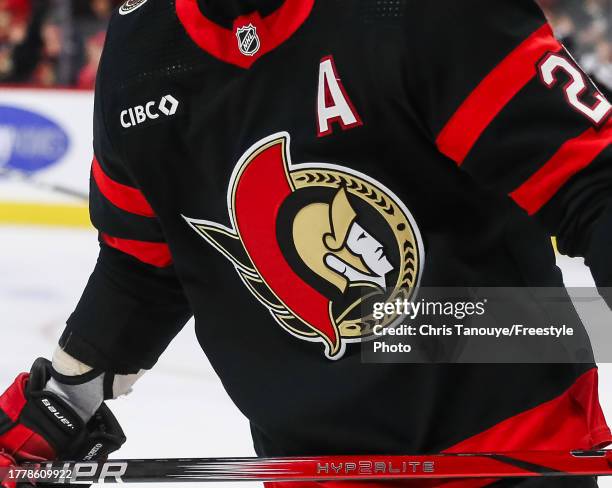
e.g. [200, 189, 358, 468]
[459, 73, 599, 194]
[417, 1, 549, 139]
[542, 144, 612, 256]
[90, 156, 172, 267]
[444, 368, 612, 454]
[436, 24, 561, 165]
[435, 19, 611, 218]
[175, 0, 314, 69]
[89, 178, 165, 242]
[99, 235, 173, 268]
[378, 369, 611, 488]
[434, 368, 611, 487]
[511, 121, 612, 215]
[92, 157, 155, 217]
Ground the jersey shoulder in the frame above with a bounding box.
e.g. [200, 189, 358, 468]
[100, 0, 202, 91]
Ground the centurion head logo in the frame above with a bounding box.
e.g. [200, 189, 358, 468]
[236, 24, 260, 56]
[184, 133, 424, 360]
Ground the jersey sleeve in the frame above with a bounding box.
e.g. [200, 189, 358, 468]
[409, 0, 612, 260]
[60, 24, 192, 374]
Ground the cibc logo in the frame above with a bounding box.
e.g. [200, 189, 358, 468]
[120, 94, 179, 129]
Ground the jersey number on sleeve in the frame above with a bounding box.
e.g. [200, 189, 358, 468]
[537, 52, 611, 126]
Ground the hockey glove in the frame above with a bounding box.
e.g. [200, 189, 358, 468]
[0, 358, 126, 488]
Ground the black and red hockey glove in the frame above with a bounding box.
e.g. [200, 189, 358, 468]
[0, 359, 126, 488]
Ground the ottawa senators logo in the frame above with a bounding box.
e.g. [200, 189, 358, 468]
[184, 133, 424, 360]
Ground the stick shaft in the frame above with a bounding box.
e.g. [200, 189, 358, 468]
[0, 167, 88, 201]
[3, 450, 611, 484]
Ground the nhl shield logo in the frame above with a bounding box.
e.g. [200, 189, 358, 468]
[236, 24, 261, 56]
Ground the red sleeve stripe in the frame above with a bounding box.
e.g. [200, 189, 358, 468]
[92, 157, 156, 218]
[510, 121, 612, 215]
[436, 24, 562, 165]
[102, 233, 173, 267]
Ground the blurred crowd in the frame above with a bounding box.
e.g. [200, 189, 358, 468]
[0, 0, 120, 88]
[0, 0, 611, 90]
[539, 0, 612, 92]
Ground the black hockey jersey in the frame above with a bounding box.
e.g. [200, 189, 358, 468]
[60, 1, 612, 486]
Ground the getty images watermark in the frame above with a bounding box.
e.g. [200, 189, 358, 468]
[360, 287, 612, 364]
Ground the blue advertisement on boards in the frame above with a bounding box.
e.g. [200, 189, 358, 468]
[0, 105, 69, 173]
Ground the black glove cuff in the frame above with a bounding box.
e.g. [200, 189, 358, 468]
[20, 360, 88, 455]
[70, 404, 126, 461]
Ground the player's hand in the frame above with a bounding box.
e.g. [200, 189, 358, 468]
[0, 359, 126, 488]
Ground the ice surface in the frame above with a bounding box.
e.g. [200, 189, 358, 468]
[0, 226, 610, 487]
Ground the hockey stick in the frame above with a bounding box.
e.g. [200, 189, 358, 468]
[4, 450, 612, 484]
[0, 166, 88, 201]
